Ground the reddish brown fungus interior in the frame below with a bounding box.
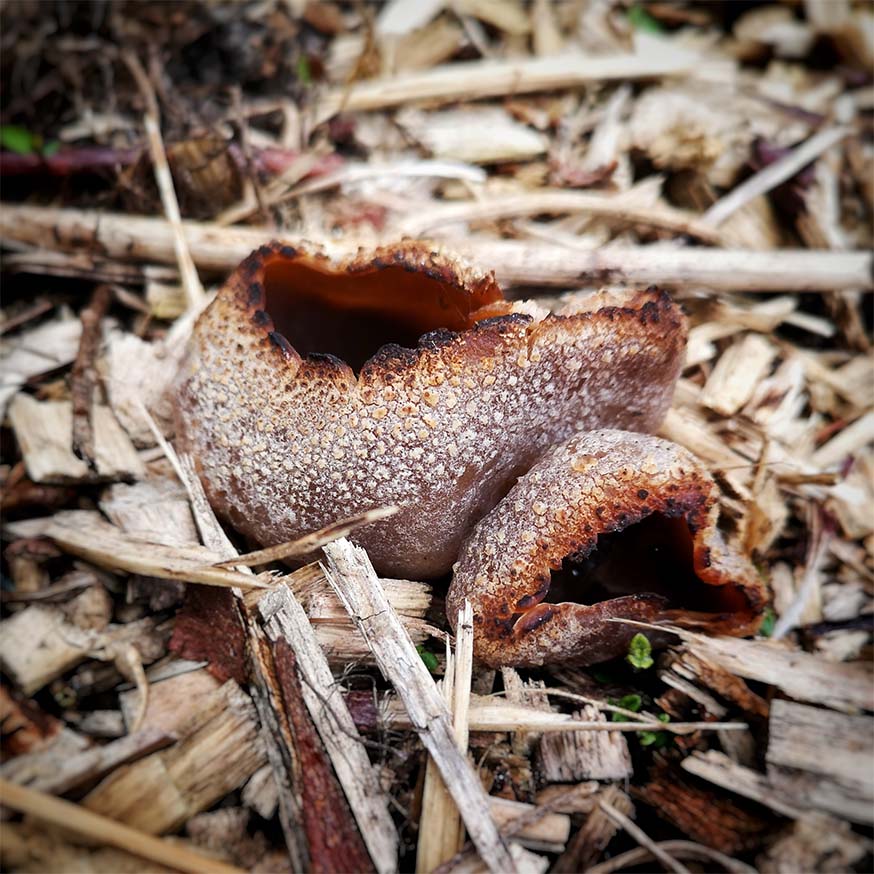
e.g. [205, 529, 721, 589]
[543, 513, 750, 615]
[261, 256, 504, 372]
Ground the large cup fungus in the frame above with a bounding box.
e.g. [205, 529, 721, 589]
[175, 241, 687, 579]
[175, 241, 764, 665]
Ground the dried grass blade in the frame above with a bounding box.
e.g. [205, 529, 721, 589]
[215, 506, 399, 568]
[0, 778, 246, 874]
[703, 126, 850, 226]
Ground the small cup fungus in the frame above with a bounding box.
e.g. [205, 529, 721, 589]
[446, 430, 767, 667]
[175, 241, 687, 579]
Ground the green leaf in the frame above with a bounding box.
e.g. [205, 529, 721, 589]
[626, 632, 654, 670]
[638, 729, 658, 745]
[0, 125, 37, 155]
[612, 693, 642, 717]
[639, 712, 671, 747]
[416, 645, 438, 673]
[759, 607, 776, 637]
[41, 139, 60, 157]
[627, 4, 663, 34]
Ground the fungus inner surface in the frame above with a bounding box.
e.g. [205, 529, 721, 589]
[262, 254, 504, 372]
[543, 513, 749, 615]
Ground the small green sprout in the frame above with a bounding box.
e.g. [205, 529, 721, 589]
[0, 125, 60, 157]
[1, 125, 38, 155]
[639, 712, 671, 748]
[416, 645, 438, 673]
[610, 693, 643, 721]
[626, 632, 654, 670]
[759, 607, 776, 637]
[627, 5, 663, 34]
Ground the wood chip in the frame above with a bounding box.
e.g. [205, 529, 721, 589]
[538, 704, 631, 782]
[700, 333, 776, 416]
[82, 680, 265, 834]
[397, 106, 548, 164]
[8, 395, 144, 483]
[668, 627, 873, 713]
[766, 699, 874, 824]
[811, 410, 874, 470]
[0, 316, 81, 414]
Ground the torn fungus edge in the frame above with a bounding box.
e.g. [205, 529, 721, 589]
[448, 429, 767, 668]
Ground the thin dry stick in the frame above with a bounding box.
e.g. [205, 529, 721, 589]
[396, 190, 722, 243]
[214, 506, 399, 568]
[1, 205, 871, 291]
[584, 840, 756, 874]
[416, 601, 474, 872]
[322, 539, 516, 874]
[433, 782, 593, 874]
[70, 283, 112, 468]
[598, 800, 691, 874]
[122, 51, 205, 310]
[0, 778, 245, 874]
[703, 126, 849, 226]
[315, 45, 715, 121]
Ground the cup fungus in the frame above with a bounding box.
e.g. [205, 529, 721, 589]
[175, 241, 687, 578]
[446, 429, 767, 668]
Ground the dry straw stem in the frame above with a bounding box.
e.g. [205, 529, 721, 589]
[315, 39, 719, 121]
[215, 506, 399, 568]
[121, 51, 205, 310]
[417, 600, 475, 872]
[585, 840, 756, 874]
[0, 778, 245, 874]
[598, 800, 691, 874]
[395, 189, 722, 242]
[28, 510, 273, 591]
[1, 205, 871, 291]
[381, 696, 747, 735]
[703, 126, 850, 226]
[322, 538, 516, 874]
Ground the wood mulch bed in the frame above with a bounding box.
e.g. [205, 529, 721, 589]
[1, 2, 872, 873]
